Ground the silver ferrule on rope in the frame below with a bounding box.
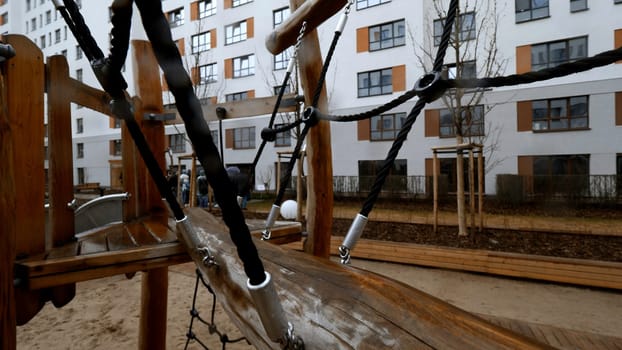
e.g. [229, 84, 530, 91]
[335, 0, 354, 34]
[247, 272, 303, 348]
[176, 216, 218, 268]
[51, 0, 64, 9]
[262, 204, 281, 240]
[339, 213, 368, 264]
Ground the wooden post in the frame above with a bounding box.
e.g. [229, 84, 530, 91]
[0, 37, 17, 350]
[4, 35, 47, 327]
[433, 151, 438, 233]
[469, 148, 475, 235]
[46, 54, 77, 308]
[291, 0, 333, 258]
[478, 147, 484, 232]
[131, 39, 168, 350]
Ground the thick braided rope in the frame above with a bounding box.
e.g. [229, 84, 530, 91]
[359, 0, 459, 217]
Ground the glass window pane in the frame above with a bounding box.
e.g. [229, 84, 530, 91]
[569, 37, 587, 60]
[532, 100, 548, 120]
[550, 99, 567, 117]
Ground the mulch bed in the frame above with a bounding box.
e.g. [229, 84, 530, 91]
[243, 199, 622, 263]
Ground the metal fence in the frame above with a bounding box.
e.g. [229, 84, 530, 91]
[286, 174, 621, 201]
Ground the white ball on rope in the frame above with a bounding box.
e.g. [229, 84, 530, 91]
[280, 200, 298, 219]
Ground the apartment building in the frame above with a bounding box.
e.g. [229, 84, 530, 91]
[1, 0, 621, 197]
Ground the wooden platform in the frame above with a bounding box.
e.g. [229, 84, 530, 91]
[15, 216, 302, 291]
[483, 314, 622, 350]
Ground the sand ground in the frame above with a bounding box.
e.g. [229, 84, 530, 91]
[16, 258, 622, 349]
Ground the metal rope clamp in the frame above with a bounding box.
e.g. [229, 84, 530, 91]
[339, 213, 368, 264]
[247, 272, 304, 349]
[302, 106, 319, 127]
[414, 71, 448, 103]
[176, 216, 218, 268]
[262, 204, 281, 240]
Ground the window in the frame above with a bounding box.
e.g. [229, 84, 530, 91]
[357, 0, 390, 10]
[191, 31, 211, 53]
[232, 54, 255, 78]
[199, 63, 217, 84]
[233, 126, 255, 149]
[76, 45, 83, 60]
[54, 29, 61, 43]
[232, 0, 252, 7]
[0, 12, 7, 25]
[273, 84, 291, 95]
[167, 7, 184, 28]
[533, 154, 589, 194]
[570, 0, 587, 12]
[45, 10, 51, 24]
[226, 91, 248, 102]
[39, 35, 46, 48]
[274, 123, 291, 147]
[515, 0, 549, 23]
[61, 49, 67, 57]
[199, 0, 216, 18]
[369, 19, 405, 51]
[532, 96, 588, 131]
[370, 113, 406, 141]
[440, 105, 485, 137]
[273, 7, 291, 70]
[76, 69, 83, 82]
[169, 133, 186, 153]
[76, 118, 83, 134]
[76, 143, 84, 158]
[225, 20, 247, 45]
[438, 157, 482, 193]
[531, 36, 587, 71]
[27, 0, 31, 11]
[111, 140, 121, 156]
[31, 18, 36, 30]
[357, 68, 392, 97]
[273, 6, 289, 26]
[77, 167, 85, 184]
[433, 12, 475, 46]
[445, 61, 477, 79]
[358, 159, 406, 192]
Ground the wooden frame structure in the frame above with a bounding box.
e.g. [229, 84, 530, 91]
[1, 1, 590, 348]
[431, 143, 485, 233]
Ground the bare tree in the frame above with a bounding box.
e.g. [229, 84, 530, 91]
[414, 0, 508, 236]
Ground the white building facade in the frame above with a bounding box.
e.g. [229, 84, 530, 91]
[1, 0, 621, 197]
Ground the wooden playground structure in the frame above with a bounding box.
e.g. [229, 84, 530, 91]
[2, 1, 621, 349]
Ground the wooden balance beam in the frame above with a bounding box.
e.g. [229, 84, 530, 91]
[180, 207, 552, 349]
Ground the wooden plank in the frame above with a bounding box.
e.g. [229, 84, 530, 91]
[26, 254, 190, 290]
[79, 233, 109, 255]
[164, 94, 299, 124]
[142, 220, 177, 243]
[16, 242, 187, 279]
[0, 35, 17, 350]
[4, 34, 47, 328]
[46, 54, 78, 309]
[106, 227, 139, 251]
[266, 0, 348, 54]
[292, 0, 333, 259]
[67, 78, 111, 115]
[182, 208, 552, 349]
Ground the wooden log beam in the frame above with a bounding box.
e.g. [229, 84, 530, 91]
[46, 55, 78, 309]
[265, 0, 348, 55]
[0, 36, 17, 350]
[181, 208, 551, 349]
[291, 0, 333, 258]
[131, 39, 169, 350]
[164, 94, 300, 124]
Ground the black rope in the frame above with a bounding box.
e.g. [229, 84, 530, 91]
[57, 0, 266, 285]
[184, 269, 248, 350]
[358, 0, 459, 217]
[249, 71, 293, 184]
[270, 29, 343, 208]
[448, 46, 622, 89]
